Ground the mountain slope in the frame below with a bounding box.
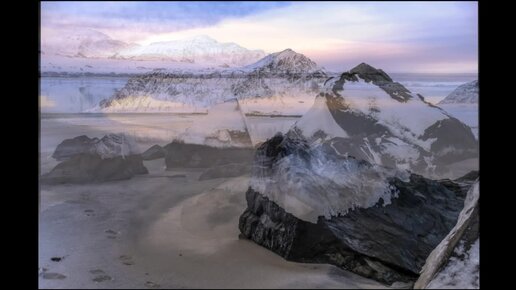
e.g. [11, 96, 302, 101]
[438, 80, 478, 104]
[42, 28, 137, 58]
[98, 49, 328, 115]
[42, 30, 265, 68]
[290, 63, 478, 178]
[115, 35, 266, 67]
[244, 48, 320, 74]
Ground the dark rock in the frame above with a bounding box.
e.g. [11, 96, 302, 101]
[164, 141, 254, 169]
[341, 63, 412, 102]
[52, 133, 138, 161]
[455, 170, 479, 183]
[414, 181, 479, 288]
[238, 133, 469, 285]
[141, 144, 166, 160]
[198, 163, 251, 180]
[41, 153, 148, 184]
[51, 135, 99, 161]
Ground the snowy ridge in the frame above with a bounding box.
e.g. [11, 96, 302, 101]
[116, 35, 266, 67]
[42, 29, 266, 69]
[290, 63, 478, 178]
[438, 80, 478, 104]
[98, 49, 328, 115]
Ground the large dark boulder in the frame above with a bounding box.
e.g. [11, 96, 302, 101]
[41, 153, 148, 184]
[164, 141, 254, 169]
[43, 134, 147, 184]
[238, 133, 468, 285]
[51, 135, 99, 161]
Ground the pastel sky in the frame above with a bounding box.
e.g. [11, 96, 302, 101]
[41, 1, 478, 73]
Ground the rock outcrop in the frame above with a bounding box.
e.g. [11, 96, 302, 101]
[141, 144, 166, 160]
[41, 153, 148, 184]
[42, 134, 147, 184]
[238, 133, 470, 285]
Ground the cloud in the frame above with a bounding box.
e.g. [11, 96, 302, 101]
[41, 1, 290, 43]
[41, 1, 478, 73]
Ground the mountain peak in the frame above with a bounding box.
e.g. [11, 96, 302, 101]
[350, 63, 392, 82]
[278, 48, 294, 54]
[330, 64, 411, 102]
[248, 49, 319, 74]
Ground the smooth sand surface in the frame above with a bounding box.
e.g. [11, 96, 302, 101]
[39, 163, 387, 289]
[39, 115, 388, 289]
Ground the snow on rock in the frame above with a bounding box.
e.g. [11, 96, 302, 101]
[426, 239, 479, 289]
[414, 181, 479, 289]
[240, 132, 468, 284]
[249, 133, 409, 223]
[438, 80, 478, 104]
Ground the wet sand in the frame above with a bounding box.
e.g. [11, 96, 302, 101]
[39, 115, 387, 289]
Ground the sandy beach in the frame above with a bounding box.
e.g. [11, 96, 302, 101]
[39, 115, 388, 289]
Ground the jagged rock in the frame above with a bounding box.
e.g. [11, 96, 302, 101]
[239, 133, 468, 285]
[164, 141, 254, 169]
[41, 153, 148, 184]
[198, 163, 251, 180]
[141, 144, 166, 160]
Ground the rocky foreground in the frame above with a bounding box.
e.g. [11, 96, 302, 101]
[41, 134, 148, 184]
[238, 133, 478, 286]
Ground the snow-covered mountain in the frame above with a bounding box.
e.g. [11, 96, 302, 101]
[438, 80, 478, 104]
[97, 49, 328, 115]
[41, 29, 266, 69]
[42, 28, 138, 59]
[115, 35, 266, 67]
[437, 80, 479, 139]
[244, 48, 319, 74]
[289, 63, 478, 178]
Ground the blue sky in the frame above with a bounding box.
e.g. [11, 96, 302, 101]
[41, 1, 478, 73]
